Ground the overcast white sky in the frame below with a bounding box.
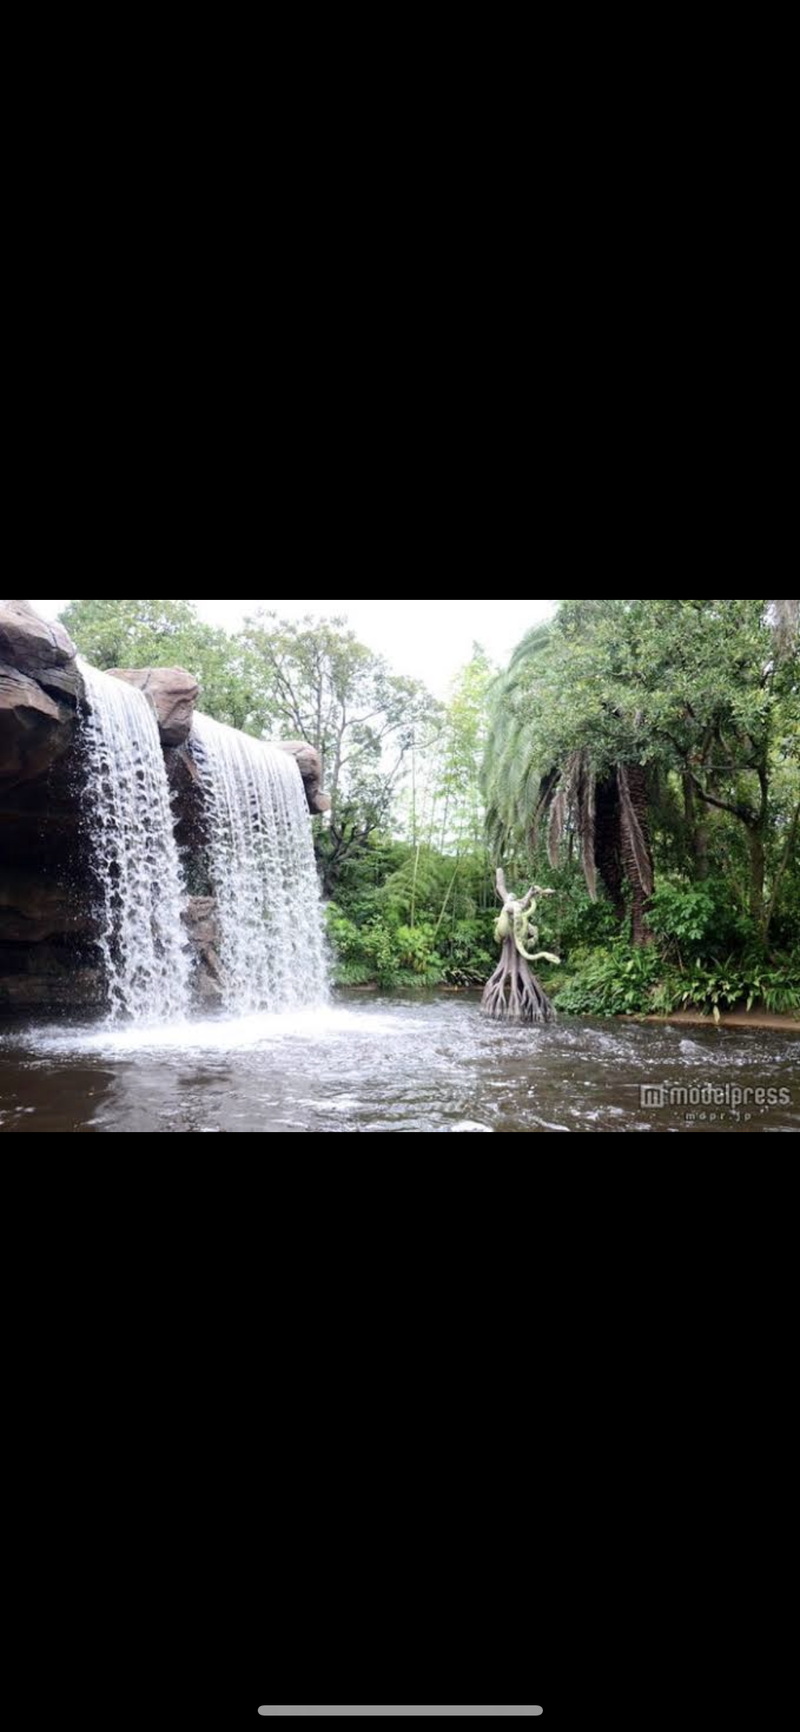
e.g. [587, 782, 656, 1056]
[30, 598, 555, 691]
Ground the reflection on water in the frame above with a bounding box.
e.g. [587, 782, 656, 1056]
[1, 996, 798, 1134]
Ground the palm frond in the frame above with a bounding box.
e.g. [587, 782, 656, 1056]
[531, 767, 560, 851]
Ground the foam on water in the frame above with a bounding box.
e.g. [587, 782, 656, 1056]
[26, 1005, 422, 1058]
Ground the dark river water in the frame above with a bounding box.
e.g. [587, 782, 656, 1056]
[0, 996, 797, 1134]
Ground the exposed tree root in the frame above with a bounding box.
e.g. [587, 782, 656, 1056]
[481, 939, 555, 1023]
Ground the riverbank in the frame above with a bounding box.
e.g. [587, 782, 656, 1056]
[642, 1009, 800, 1033]
[340, 985, 800, 1033]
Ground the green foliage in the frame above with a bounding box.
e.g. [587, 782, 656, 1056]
[325, 844, 497, 989]
[482, 623, 555, 858]
[326, 907, 446, 990]
[554, 947, 667, 1016]
[61, 598, 253, 728]
[535, 864, 622, 955]
[59, 596, 799, 1012]
[553, 945, 800, 1019]
[551, 858, 799, 1019]
[660, 959, 800, 1019]
[425, 645, 495, 854]
[647, 878, 755, 957]
[482, 597, 800, 940]
[236, 611, 441, 896]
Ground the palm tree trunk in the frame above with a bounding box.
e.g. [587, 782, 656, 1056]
[595, 776, 626, 919]
[618, 763, 655, 945]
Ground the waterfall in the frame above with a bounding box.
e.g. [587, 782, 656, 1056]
[190, 713, 328, 1014]
[79, 663, 191, 1023]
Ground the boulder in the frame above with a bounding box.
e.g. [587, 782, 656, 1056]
[36, 663, 84, 702]
[0, 664, 74, 792]
[275, 739, 332, 814]
[0, 599, 77, 675]
[108, 666, 200, 747]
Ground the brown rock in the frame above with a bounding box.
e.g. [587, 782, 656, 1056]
[166, 743, 202, 791]
[182, 896, 225, 1001]
[200, 944, 224, 984]
[274, 739, 332, 814]
[0, 755, 83, 870]
[0, 969, 103, 1010]
[165, 744, 206, 850]
[163, 744, 201, 803]
[0, 599, 76, 674]
[183, 896, 220, 950]
[0, 664, 74, 792]
[36, 663, 84, 703]
[195, 967, 225, 1003]
[0, 868, 92, 942]
[108, 666, 200, 747]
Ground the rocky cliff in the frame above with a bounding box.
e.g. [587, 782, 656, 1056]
[0, 599, 328, 1013]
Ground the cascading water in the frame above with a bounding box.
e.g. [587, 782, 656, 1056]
[79, 662, 191, 1023]
[190, 713, 328, 1014]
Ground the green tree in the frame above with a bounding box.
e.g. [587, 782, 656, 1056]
[483, 612, 655, 943]
[433, 645, 495, 855]
[238, 611, 440, 894]
[609, 598, 797, 934]
[60, 598, 252, 728]
[483, 599, 800, 943]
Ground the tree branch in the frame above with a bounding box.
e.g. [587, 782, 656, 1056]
[688, 771, 756, 827]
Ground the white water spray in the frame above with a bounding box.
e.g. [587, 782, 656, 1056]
[190, 713, 328, 1014]
[79, 663, 191, 1022]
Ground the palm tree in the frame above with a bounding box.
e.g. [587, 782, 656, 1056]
[483, 622, 655, 945]
[482, 624, 560, 858]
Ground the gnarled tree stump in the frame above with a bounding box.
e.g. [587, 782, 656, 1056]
[481, 869, 559, 1023]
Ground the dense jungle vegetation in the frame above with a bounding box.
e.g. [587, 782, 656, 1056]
[61, 598, 800, 1018]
